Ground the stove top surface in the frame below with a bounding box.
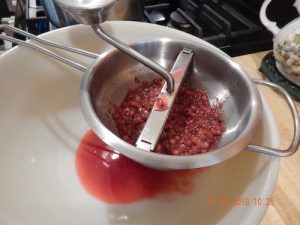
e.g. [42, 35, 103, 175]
[142, 0, 274, 56]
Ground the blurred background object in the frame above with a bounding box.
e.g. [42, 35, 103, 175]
[0, 0, 299, 56]
[41, 0, 76, 28]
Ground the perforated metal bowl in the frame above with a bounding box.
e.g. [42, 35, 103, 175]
[80, 38, 300, 170]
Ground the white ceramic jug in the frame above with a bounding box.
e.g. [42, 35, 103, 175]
[260, 0, 300, 85]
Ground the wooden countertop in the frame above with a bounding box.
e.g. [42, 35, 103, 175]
[233, 51, 300, 225]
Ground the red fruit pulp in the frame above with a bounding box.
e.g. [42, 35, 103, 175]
[112, 79, 225, 155]
[76, 130, 206, 204]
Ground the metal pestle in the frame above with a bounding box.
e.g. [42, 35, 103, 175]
[54, 0, 175, 93]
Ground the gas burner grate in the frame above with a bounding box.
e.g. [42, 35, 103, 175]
[144, 0, 273, 56]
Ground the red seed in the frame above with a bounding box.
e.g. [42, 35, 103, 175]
[170, 139, 176, 145]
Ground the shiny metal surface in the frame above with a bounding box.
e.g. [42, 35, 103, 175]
[92, 24, 175, 92]
[0, 24, 96, 72]
[0, 25, 298, 169]
[54, 0, 144, 24]
[54, 0, 174, 92]
[0, 24, 175, 91]
[0, 24, 98, 59]
[41, 0, 77, 28]
[80, 38, 263, 170]
[136, 48, 193, 151]
[246, 79, 300, 156]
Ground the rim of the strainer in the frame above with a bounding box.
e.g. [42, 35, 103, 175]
[80, 37, 262, 170]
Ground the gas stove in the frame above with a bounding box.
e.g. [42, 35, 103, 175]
[142, 0, 274, 56]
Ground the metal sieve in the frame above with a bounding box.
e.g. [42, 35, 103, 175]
[81, 38, 300, 170]
[0, 26, 299, 170]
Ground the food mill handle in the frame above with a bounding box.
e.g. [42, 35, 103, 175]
[246, 79, 300, 157]
[92, 24, 175, 93]
[259, 0, 280, 35]
[0, 24, 99, 72]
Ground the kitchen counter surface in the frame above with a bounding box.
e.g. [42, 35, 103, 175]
[233, 51, 300, 225]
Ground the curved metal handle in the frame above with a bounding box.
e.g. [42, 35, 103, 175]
[0, 24, 99, 72]
[246, 79, 300, 157]
[91, 24, 175, 93]
[259, 0, 280, 35]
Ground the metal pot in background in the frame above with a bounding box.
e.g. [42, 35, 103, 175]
[41, 0, 144, 28]
[40, 0, 77, 28]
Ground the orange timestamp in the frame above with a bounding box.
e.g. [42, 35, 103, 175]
[207, 196, 275, 207]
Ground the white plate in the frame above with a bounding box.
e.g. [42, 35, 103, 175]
[0, 22, 280, 225]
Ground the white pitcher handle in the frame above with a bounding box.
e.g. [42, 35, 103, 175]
[293, 0, 300, 14]
[259, 0, 280, 35]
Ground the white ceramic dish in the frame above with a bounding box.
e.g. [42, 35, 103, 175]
[260, 0, 300, 85]
[0, 22, 280, 225]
